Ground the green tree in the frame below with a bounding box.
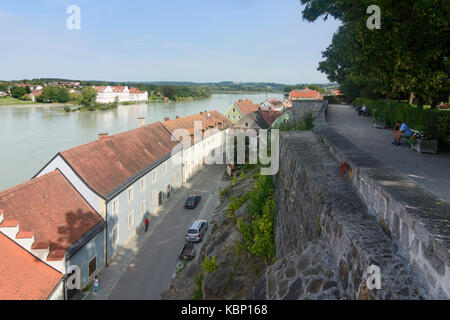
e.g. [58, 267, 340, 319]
[56, 87, 70, 103]
[11, 86, 26, 99]
[79, 87, 98, 109]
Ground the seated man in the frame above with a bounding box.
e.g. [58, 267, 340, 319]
[393, 120, 412, 146]
[358, 104, 367, 116]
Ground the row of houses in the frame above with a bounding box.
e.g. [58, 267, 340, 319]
[0, 110, 231, 299]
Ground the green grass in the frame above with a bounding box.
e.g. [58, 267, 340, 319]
[0, 96, 35, 106]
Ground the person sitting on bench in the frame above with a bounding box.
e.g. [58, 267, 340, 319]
[393, 120, 412, 146]
[358, 104, 367, 116]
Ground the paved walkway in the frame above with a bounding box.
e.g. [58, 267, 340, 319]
[327, 104, 450, 203]
[84, 164, 229, 300]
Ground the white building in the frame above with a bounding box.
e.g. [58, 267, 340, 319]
[162, 111, 232, 183]
[93, 86, 148, 103]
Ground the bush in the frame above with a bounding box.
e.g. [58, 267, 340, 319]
[238, 174, 276, 263]
[354, 98, 450, 151]
[201, 256, 217, 273]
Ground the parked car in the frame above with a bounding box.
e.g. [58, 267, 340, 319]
[185, 220, 208, 242]
[185, 195, 201, 209]
[179, 242, 196, 260]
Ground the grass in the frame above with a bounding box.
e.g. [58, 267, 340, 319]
[0, 96, 35, 106]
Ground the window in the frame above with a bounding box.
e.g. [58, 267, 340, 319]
[88, 256, 97, 277]
[227, 115, 230, 119]
[152, 190, 157, 205]
[127, 186, 134, 203]
[140, 177, 146, 192]
[128, 210, 134, 230]
[232, 108, 235, 112]
[140, 200, 146, 216]
[232, 115, 235, 120]
[245, 122, 248, 127]
[112, 198, 119, 216]
[163, 163, 167, 174]
[112, 226, 119, 245]
[152, 171, 157, 184]
[172, 174, 176, 186]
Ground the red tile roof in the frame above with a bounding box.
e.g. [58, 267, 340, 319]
[289, 90, 321, 100]
[260, 109, 283, 126]
[234, 99, 260, 115]
[162, 110, 231, 146]
[129, 87, 145, 94]
[0, 233, 62, 300]
[0, 170, 103, 260]
[61, 122, 180, 197]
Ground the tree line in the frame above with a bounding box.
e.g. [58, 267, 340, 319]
[300, 0, 449, 108]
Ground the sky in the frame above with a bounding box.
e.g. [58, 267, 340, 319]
[0, 0, 341, 84]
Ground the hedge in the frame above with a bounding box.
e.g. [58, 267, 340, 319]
[354, 98, 450, 151]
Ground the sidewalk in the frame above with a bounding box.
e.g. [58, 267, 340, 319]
[83, 164, 228, 300]
[327, 104, 450, 203]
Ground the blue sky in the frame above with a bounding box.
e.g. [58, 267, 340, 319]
[0, 0, 340, 84]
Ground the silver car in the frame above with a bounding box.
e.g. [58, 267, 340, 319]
[185, 220, 208, 242]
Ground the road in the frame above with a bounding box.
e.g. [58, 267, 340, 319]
[101, 164, 227, 300]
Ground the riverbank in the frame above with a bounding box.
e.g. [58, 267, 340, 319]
[0, 102, 73, 108]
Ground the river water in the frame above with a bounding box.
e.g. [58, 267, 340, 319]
[0, 93, 283, 191]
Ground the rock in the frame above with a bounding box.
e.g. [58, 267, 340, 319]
[284, 278, 304, 300]
[307, 278, 324, 294]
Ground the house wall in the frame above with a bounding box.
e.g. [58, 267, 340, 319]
[48, 281, 65, 300]
[66, 228, 105, 288]
[106, 152, 183, 260]
[272, 111, 293, 129]
[225, 103, 244, 124]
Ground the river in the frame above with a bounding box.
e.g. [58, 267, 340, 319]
[0, 93, 284, 191]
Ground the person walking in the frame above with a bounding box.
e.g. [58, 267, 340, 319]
[93, 276, 99, 293]
[144, 217, 149, 232]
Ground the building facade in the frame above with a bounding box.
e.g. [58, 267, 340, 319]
[93, 86, 148, 103]
[224, 99, 260, 124]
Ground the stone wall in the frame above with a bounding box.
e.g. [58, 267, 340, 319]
[253, 131, 428, 300]
[291, 100, 324, 122]
[312, 102, 450, 299]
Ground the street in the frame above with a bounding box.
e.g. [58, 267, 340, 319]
[87, 164, 228, 300]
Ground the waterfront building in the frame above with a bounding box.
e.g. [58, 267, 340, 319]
[0, 170, 105, 299]
[162, 111, 231, 183]
[93, 86, 148, 103]
[34, 121, 183, 264]
[289, 88, 322, 100]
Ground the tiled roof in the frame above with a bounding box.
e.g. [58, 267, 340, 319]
[260, 109, 283, 126]
[289, 90, 321, 99]
[129, 87, 145, 94]
[0, 170, 102, 260]
[233, 111, 270, 130]
[61, 122, 180, 197]
[0, 232, 62, 300]
[162, 110, 231, 147]
[234, 99, 260, 115]
[268, 99, 283, 107]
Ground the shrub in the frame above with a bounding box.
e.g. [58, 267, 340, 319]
[354, 98, 450, 151]
[201, 256, 217, 273]
[193, 273, 204, 300]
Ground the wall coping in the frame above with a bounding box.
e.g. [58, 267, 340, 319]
[313, 102, 450, 298]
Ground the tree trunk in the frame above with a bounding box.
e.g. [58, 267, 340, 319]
[408, 92, 414, 105]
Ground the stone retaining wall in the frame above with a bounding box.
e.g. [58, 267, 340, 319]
[266, 131, 427, 300]
[313, 101, 450, 299]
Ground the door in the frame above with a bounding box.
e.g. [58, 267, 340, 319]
[167, 184, 171, 199]
[158, 191, 162, 207]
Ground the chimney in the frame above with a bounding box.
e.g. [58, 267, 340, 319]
[176, 115, 180, 119]
[137, 117, 146, 128]
[164, 117, 170, 121]
[98, 133, 109, 141]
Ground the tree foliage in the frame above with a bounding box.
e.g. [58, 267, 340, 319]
[301, 0, 450, 107]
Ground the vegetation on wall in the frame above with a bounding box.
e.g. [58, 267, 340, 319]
[238, 174, 276, 263]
